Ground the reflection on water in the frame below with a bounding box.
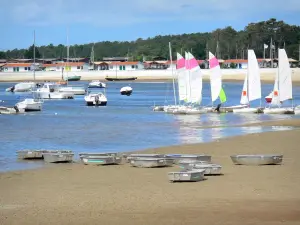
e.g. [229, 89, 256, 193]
[0, 81, 299, 172]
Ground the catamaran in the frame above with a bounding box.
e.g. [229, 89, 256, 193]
[264, 49, 294, 114]
[233, 49, 262, 113]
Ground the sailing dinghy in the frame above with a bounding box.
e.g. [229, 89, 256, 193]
[233, 50, 262, 113]
[264, 49, 294, 114]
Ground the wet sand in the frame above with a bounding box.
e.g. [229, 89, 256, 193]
[0, 120, 300, 225]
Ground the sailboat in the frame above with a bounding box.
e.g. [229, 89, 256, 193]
[264, 49, 294, 114]
[233, 49, 262, 113]
[15, 31, 43, 111]
[205, 52, 225, 112]
[58, 29, 86, 95]
[177, 51, 207, 114]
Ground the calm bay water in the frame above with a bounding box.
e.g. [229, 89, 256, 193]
[0, 81, 299, 172]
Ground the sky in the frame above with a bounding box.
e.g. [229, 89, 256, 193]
[0, 0, 300, 50]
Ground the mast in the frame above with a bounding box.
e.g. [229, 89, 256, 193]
[33, 30, 36, 82]
[66, 27, 69, 86]
[270, 37, 273, 68]
[169, 42, 177, 106]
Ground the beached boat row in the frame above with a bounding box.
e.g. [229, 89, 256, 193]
[17, 150, 283, 182]
[153, 47, 299, 115]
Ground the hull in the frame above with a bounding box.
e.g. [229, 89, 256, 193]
[120, 90, 132, 96]
[168, 169, 205, 182]
[105, 77, 137, 81]
[294, 106, 300, 115]
[130, 158, 174, 168]
[88, 81, 106, 88]
[43, 153, 74, 163]
[233, 107, 260, 114]
[84, 93, 107, 106]
[166, 154, 212, 164]
[152, 106, 165, 112]
[230, 154, 283, 165]
[0, 106, 25, 114]
[65, 76, 81, 81]
[126, 154, 165, 163]
[85, 101, 107, 106]
[59, 87, 86, 95]
[17, 150, 45, 159]
[219, 105, 248, 113]
[15, 99, 43, 112]
[180, 163, 222, 175]
[14, 82, 35, 92]
[263, 108, 294, 114]
[80, 156, 122, 165]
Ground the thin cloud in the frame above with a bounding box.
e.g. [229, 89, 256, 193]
[2, 0, 300, 27]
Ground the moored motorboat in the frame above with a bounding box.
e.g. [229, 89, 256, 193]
[88, 80, 106, 88]
[34, 83, 74, 99]
[84, 92, 107, 106]
[65, 75, 81, 81]
[58, 85, 86, 95]
[120, 86, 133, 96]
[168, 169, 206, 182]
[15, 98, 43, 112]
[230, 154, 283, 165]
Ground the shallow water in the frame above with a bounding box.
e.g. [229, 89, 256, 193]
[0, 81, 299, 172]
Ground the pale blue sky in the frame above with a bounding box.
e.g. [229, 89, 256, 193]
[0, 0, 299, 50]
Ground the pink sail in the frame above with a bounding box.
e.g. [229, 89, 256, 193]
[176, 53, 185, 70]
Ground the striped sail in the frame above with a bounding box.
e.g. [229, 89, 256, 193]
[176, 53, 186, 101]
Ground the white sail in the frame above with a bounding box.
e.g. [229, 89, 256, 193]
[271, 69, 280, 106]
[248, 50, 261, 102]
[187, 52, 202, 104]
[209, 52, 222, 103]
[240, 75, 249, 105]
[278, 49, 292, 102]
[184, 51, 191, 102]
[176, 53, 187, 101]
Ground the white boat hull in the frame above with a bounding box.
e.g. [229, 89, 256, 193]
[58, 86, 86, 95]
[263, 108, 294, 114]
[233, 107, 259, 113]
[36, 91, 74, 99]
[13, 82, 36, 92]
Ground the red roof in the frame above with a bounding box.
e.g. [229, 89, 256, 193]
[109, 61, 139, 65]
[4, 63, 32, 67]
[43, 62, 84, 67]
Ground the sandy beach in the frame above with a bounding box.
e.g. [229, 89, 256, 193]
[0, 119, 300, 225]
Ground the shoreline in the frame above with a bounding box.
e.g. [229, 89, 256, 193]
[1, 119, 300, 224]
[0, 68, 300, 84]
[1, 118, 300, 224]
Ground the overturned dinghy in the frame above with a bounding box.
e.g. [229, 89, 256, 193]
[130, 157, 173, 168]
[166, 154, 212, 164]
[230, 154, 283, 165]
[168, 169, 206, 182]
[17, 150, 45, 160]
[126, 153, 165, 163]
[43, 151, 74, 163]
[79, 152, 122, 165]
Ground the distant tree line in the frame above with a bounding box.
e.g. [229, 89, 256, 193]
[1, 18, 300, 61]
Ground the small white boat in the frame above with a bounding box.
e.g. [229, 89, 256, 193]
[230, 154, 283, 165]
[168, 169, 206, 182]
[35, 83, 74, 99]
[17, 150, 47, 159]
[120, 86, 132, 96]
[80, 153, 122, 165]
[125, 153, 166, 163]
[15, 98, 43, 112]
[84, 92, 107, 106]
[182, 163, 222, 175]
[88, 80, 106, 88]
[13, 82, 36, 92]
[294, 106, 300, 115]
[58, 86, 86, 95]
